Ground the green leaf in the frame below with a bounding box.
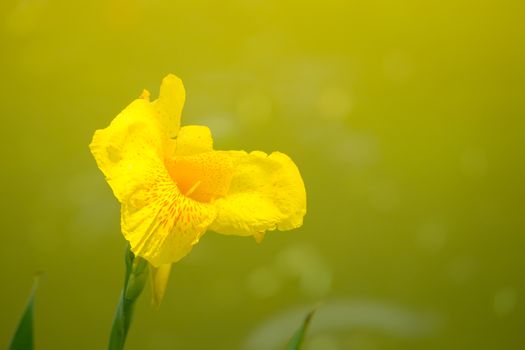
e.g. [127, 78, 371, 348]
[287, 309, 316, 350]
[108, 244, 149, 350]
[9, 274, 41, 350]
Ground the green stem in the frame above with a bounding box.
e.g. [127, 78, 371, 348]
[108, 244, 149, 350]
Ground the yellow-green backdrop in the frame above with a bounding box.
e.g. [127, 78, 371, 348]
[1, 0, 524, 349]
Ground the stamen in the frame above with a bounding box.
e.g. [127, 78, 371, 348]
[185, 180, 202, 197]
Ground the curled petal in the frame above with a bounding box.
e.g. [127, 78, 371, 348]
[209, 151, 306, 237]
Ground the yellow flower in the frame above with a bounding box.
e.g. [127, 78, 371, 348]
[90, 74, 306, 270]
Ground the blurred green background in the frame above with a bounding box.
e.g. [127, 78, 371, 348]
[1, 0, 524, 349]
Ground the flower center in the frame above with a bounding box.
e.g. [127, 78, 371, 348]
[166, 151, 234, 203]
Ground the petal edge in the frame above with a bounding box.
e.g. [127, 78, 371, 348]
[209, 150, 306, 237]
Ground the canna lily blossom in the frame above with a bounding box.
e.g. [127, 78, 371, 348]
[90, 75, 306, 301]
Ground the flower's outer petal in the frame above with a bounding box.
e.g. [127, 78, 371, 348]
[150, 263, 172, 308]
[175, 125, 213, 156]
[90, 98, 216, 266]
[152, 74, 185, 138]
[209, 151, 306, 237]
[90, 99, 163, 202]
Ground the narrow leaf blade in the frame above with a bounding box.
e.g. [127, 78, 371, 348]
[9, 276, 40, 350]
[287, 309, 316, 350]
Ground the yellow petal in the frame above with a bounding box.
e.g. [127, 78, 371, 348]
[121, 173, 217, 266]
[150, 263, 172, 308]
[152, 74, 185, 138]
[175, 125, 213, 156]
[209, 151, 306, 237]
[89, 99, 164, 202]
